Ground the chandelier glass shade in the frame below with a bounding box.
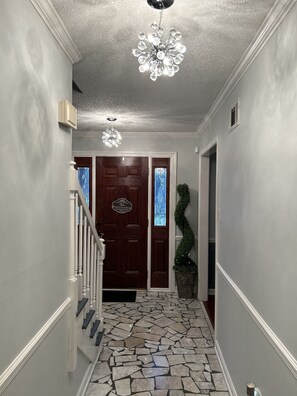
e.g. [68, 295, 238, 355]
[102, 126, 122, 148]
[132, 11, 186, 81]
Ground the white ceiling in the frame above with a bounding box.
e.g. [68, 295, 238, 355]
[52, 0, 276, 133]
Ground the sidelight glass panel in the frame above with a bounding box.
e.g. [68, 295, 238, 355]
[78, 167, 90, 207]
[154, 167, 167, 226]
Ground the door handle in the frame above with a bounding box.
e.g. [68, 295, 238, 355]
[96, 221, 104, 238]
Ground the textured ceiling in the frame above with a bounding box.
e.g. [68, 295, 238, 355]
[52, 0, 276, 133]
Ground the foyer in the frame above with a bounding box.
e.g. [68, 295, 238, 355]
[1, 0, 297, 395]
[85, 292, 227, 396]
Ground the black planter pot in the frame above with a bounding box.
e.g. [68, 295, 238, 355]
[175, 271, 196, 299]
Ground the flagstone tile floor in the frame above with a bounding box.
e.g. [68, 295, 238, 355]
[86, 291, 229, 396]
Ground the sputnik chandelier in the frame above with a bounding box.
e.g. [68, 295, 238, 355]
[132, 0, 186, 81]
[102, 117, 122, 148]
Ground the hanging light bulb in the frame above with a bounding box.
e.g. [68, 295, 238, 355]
[102, 117, 122, 148]
[132, 0, 186, 81]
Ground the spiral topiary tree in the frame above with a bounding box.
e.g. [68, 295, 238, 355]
[173, 184, 196, 273]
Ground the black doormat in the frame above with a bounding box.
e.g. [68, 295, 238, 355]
[102, 290, 137, 302]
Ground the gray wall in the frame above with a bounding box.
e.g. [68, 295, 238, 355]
[0, 1, 88, 394]
[198, 3, 297, 395]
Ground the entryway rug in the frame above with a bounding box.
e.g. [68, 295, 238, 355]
[102, 290, 137, 302]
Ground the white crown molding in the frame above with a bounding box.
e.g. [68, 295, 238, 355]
[0, 298, 71, 394]
[215, 340, 238, 396]
[217, 262, 297, 380]
[73, 131, 197, 139]
[29, 0, 81, 64]
[72, 151, 177, 158]
[197, 0, 297, 135]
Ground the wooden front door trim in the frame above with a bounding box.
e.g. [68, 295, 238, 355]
[72, 151, 177, 291]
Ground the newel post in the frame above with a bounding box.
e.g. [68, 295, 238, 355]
[68, 161, 78, 372]
[97, 238, 105, 324]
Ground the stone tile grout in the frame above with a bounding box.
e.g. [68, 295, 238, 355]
[85, 291, 229, 396]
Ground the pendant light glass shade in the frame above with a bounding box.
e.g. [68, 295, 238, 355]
[102, 127, 122, 148]
[132, 4, 186, 81]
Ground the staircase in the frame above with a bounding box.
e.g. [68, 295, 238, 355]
[68, 161, 105, 371]
[76, 295, 104, 363]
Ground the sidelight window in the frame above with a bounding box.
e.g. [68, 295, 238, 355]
[74, 157, 92, 213]
[154, 168, 167, 226]
[151, 158, 170, 288]
[78, 167, 90, 207]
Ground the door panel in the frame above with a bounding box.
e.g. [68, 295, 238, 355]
[96, 157, 148, 288]
[104, 239, 118, 272]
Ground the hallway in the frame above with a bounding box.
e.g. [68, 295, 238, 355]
[86, 292, 228, 395]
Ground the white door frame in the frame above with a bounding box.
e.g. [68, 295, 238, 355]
[198, 138, 218, 301]
[73, 151, 177, 292]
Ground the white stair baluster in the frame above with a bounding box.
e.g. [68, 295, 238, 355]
[87, 225, 91, 298]
[78, 204, 83, 299]
[68, 161, 78, 372]
[82, 215, 87, 297]
[75, 193, 79, 276]
[92, 245, 97, 308]
[90, 235, 94, 308]
[96, 239, 105, 323]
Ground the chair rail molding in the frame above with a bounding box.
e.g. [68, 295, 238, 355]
[29, 0, 81, 64]
[0, 298, 71, 395]
[217, 262, 297, 380]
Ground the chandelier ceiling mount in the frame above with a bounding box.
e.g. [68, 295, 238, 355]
[147, 0, 174, 10]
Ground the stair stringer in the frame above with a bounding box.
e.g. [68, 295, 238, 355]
[77, 317, 104, 363]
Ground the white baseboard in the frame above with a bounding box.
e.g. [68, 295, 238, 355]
[76, 343, 103, 396]
[76, 362, 95, 396]
[215, 340, 238, 396]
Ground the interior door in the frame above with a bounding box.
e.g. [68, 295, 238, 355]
[96, 157, 148, 289]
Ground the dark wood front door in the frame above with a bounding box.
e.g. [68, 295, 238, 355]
[96, 157, 148, 289]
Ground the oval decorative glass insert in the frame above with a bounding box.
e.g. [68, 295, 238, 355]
[112, 198, 133, 214]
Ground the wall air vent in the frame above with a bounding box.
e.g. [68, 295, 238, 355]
[229, 100, 239, 132]
[58, 100, 77, 129]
